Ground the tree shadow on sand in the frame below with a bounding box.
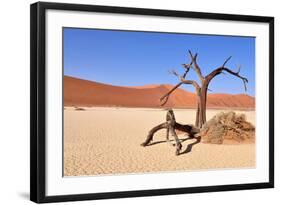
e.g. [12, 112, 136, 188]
[146, 136, 190, 146]
[145, 136, 201, 156]
[179, 136, 201, 155]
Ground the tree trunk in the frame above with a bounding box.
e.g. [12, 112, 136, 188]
[200, 85, 208, 126]
[195, 86, 207, 129]
[195, 102, 200, 127]
[198, 96, 203, 128]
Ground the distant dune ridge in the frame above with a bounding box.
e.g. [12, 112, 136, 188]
[64, 76, 255, 109]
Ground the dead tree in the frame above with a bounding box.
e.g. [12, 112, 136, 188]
[141, 109, 199, 155]
[160, 50, 248, 128]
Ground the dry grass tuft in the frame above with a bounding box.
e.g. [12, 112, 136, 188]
[200, 111, 255, 144]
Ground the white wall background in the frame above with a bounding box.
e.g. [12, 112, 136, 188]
[0, 0, 278, 204]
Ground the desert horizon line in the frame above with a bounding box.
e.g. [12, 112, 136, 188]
[64, 74, 255, 98]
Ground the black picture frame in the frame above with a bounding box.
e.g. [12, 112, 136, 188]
[30, 1, 274, 203]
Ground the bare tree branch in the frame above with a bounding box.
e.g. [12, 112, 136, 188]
[160, 61, 194, 106]
[160, 65, 201, 106]
[206, 60, 248, 91]
[180, 79, 201, 91]
[237, 65, 241, 73]
[160, 82, 183, 106]
[222, 66, 248, 91]
[170, 69, 200, 90]
[222, 56, 232, 67]
[188, 50, 205, 84]
[171, 69, 180, 77]
[181, 64, 191, 78]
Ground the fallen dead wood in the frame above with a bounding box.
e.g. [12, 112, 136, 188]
[141, 110, 255, 155]
[141, 109, 199, 155]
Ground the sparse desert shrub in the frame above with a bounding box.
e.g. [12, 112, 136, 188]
[200, 111, 255, 144]
[75, 107, 85, 111]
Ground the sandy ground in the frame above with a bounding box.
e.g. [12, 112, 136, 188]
[64, 107, 255, 176]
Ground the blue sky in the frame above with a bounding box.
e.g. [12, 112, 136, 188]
[63, 28, 255, 96]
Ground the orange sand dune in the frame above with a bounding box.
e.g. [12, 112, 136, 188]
[64, 76, 255, 109]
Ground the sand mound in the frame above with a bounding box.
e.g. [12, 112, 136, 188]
[64, 76, 255, 109]
[200, 111, 255, 144]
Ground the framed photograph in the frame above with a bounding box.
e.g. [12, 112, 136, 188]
[30, 2, 274, 203]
